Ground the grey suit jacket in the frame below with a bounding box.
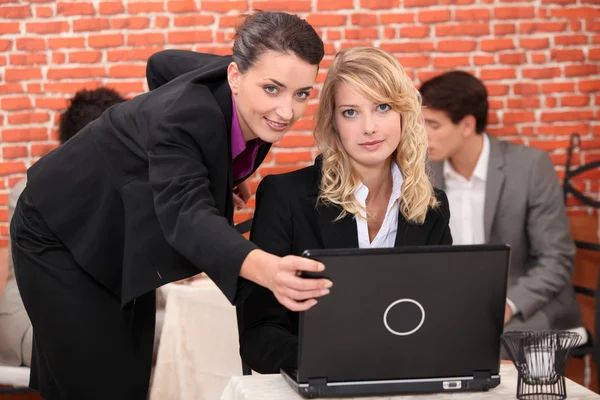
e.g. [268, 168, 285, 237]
[431, 136, 582, 330]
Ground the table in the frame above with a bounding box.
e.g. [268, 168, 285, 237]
[221, 363, 600, 399]
[149, 277, 243, 400]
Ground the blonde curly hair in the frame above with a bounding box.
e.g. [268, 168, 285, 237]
[314, 47, 437, 224]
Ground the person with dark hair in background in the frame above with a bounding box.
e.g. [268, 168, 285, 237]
[11, 11, 330, 400]
[0, 88, 125, 371]
[420, 71, 583, 349]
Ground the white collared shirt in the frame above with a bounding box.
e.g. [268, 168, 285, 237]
[443, 133, 490, 246]
[354, 162, 403, 248]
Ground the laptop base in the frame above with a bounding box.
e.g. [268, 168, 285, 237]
[282, 369, 500, 399]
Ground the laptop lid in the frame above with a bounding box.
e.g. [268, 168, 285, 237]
[297, 244, 510, 384]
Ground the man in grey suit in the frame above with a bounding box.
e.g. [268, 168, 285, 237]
[419, 71, 583, 338]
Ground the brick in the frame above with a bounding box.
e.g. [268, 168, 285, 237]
[542, 82, 576, 94]
[340, 41, 375, 50]
[218, 15, 240, 28]
[0, 22, 19, 34]
[541, 111, 595, 123]
[69, 50, 102, 64]
[481, 38, 514, 52]
[490, 24, 514, 36]
[380, 42, 435, 53]
[275, 151, 314, 164]
[99, 2, 125, 15]
[47, 67, 107, 80]
[433, 56, 470, 68]
[503, 111, 535, 124]
[318, 0, 353, 10]
[561, 95, 590, 107]
[399, 26, 430, 38]
[474, 55, 495, 65]
[351, 13, 378, 26]
[127, 2, 163, 13]
[555, 35, 588, 46]
[519, 38, 549, 50]
[259, 166, 303, 177]
[109, 65, 146, 78]
[580, 80, 600, 92]
[174, 15, 214, 27]
[360, 0, 399, 8]
[488, 99, 504, 110]
[167, 1, 196, 13]
[7, 112, 50, 125]
[57, 2, 95, 16]
[455, 8, 490, 20]
[52, 52, 66, 64]
[112, 16, 150, 30]
[587, 21, 600, 32]
[383, 27, 396, 39]
[200, 1, 248, 12]
[550, 7, 600, 19]
[168, 31, 212, 44]
[44, 81, 101, 94]
[0, 162, 26, 175]
[27, 83, 42, 94]
[9, 53, 47, 65]
[128, 33, 164, 46]
[418, 9, 451, 23]
[0, 40, 12, 51]
[107, 48, 159, 62]
[519, 22, 568, 34]
[48, 37, 86, 49]
[397, 55, 430, 68]
[591, 48, 600, 61]
[405, 0, 438, 5]
[73, 18, 110, 32]
[279, 135, 315, 148]
[35, 98, 68, 110]
[507, 98, 540, 109]
[566, 64, 599, 77]
[35, 6, 53, 17]
[437, 39, 476, 52]
[436, 22, 489, 37]
[26, 21, 70, 34]
[485, 84, 510, 96]
[88, 34, 124, 48]
[307, 14, 347, 27]
[522, 67, 561, 79]
[487, 126, 518, 137]
[104, 81, 145, 94]
[0, 84, 24, 95]
[16, 38, 46, 51]
[253, 1, 312, 11]
[381, 13, 414, 24]
[345, 28, 378, 40]
[499, 53, 526, 65]
[551, 49, 585, 62]
[494, 6, 535, 19]
[531, 53, 546, 64]
[5, 68, 42, 82]
[480, 68, 516, 80]
[2, 128, 48, 142]
[545, 97, 558, 108]
[0, 5, 32, 18]
[1, 97, 31, 111]
[2, 146, 27, 159]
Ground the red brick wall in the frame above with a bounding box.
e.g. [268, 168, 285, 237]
[0, 0, 599, 246]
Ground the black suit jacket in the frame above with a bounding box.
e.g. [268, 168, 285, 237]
[26, 50, 270, 307]
[238, 159, 452, 374]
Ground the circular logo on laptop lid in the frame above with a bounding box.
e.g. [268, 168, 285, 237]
[383, 299, 425, 336]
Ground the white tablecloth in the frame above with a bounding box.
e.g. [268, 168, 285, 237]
[221, 364, 600, 399]
[150, 278, 242, 400]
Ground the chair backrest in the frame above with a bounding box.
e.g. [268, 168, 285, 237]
[234, 218, 254, 376]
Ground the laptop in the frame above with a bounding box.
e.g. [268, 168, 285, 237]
[281, 244, 511, 398]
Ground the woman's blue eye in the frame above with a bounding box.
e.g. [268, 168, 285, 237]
[296, 91, 310, 100]
[264, 86, 278, 94]
[342, 109, 356, 118]
[377, 104, 391, 112]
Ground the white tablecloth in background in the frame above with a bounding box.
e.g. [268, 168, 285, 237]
[150, 277, 242, 400]
[221, 364, 600, 400]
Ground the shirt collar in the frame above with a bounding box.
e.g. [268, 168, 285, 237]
[355, 162, 403, 205]
[443, 133, 490, 182]
[231, 95, 246, 159]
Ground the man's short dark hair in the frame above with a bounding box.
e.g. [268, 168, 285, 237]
[419, 71, 488, 134]
[58, 87, 126, 144]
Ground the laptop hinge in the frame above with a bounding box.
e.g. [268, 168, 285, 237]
[308, 377, 328, 387]
[473, 370, 493, 379]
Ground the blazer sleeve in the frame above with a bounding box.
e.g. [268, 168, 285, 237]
[506, 152, 576, 319]
[146, 50, 222, 90]
[148, 84, 257, 306]
[238, 175, 299, 374]
[429, 189, 453, 245]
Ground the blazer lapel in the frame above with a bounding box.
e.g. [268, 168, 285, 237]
[484, 136, 506, 242]
[395, 212, 430, 246]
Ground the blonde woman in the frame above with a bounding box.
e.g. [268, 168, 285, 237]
[238, 47, 452, 373]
